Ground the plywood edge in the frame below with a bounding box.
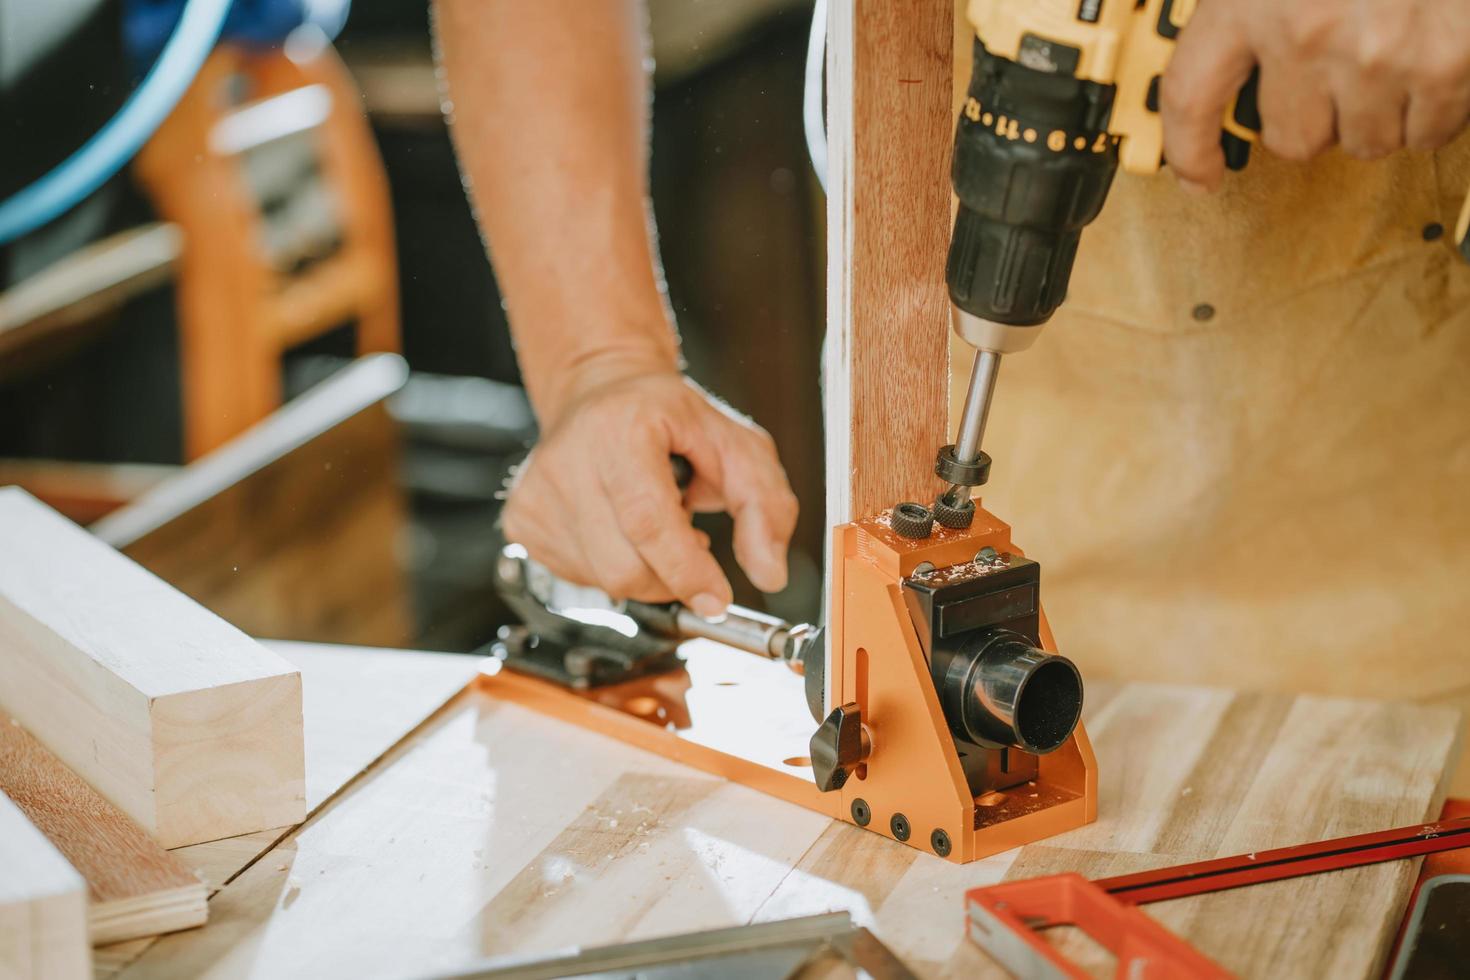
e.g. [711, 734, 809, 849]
[150, 671, 307, 848]
[88, 885, 208, 946]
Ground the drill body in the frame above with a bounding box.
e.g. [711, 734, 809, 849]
[938, 0, 1256, 507]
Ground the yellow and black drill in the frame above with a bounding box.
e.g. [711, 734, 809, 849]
[934, 0, 1258, 526]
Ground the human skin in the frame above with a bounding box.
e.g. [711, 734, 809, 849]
[1162, 0, 1470, 191]
[432, 0, 798, 617]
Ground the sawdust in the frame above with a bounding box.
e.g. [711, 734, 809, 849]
[909, 551, 1015, 587]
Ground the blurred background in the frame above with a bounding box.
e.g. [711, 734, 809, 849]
[0, 0, 826, 653]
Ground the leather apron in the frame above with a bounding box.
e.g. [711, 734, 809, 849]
[966, 135, 1470, 791]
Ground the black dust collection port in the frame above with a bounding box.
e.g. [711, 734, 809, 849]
[1015, 655, 1084, 753]
[947, 630, 1083, 755]
[903, 552, 1084, 797]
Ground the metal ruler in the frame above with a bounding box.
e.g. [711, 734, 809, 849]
[428, 911, 915, 980]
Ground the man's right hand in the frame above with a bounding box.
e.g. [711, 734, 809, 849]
[1162, 0, 1470, 192]
[500, 367, 799, 619]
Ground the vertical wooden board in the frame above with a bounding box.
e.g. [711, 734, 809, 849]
[0, 715, 207, 945]
[824, 0, 954, 526]
[0, 488, 306, 847]
[0, 793, 90, 980]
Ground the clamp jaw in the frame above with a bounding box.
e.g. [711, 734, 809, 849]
[491, 541, 827, 720]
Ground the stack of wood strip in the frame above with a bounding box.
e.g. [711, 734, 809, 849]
[0, 716, 207, 944]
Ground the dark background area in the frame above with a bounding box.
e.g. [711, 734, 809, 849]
[0, 0, 827, 652]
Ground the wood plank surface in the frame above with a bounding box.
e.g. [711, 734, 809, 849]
[0, 792, 90, 980]
[93, 355, 412, 650]
[0, 716, 206, 946]
[823, 0, 954, 526]
[265, 641, 486, 812]
[114, 661, 1461, 980]
[0, 489, 306, 848]
[94, 643, 484, 979]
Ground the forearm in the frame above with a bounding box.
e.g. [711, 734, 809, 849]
[432, 0, 679, 426]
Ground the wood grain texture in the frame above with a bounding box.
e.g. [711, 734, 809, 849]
[0, 793, 89, 980]
[113, 662, 1461, 980]
[94, 643, 483, 980]
[266, 641, 486, 811]
[93, 355, 412, 649]
[0, 489, 306, 848]
[824, 0, 954, 525]
[0, 717, 206, 945]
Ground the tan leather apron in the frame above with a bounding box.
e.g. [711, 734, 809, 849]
[964, 135, 1470, 792]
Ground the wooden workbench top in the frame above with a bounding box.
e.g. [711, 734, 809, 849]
[108, 642, 1461, 979]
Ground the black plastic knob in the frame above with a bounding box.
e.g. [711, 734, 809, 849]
[810, 702, 866, 792]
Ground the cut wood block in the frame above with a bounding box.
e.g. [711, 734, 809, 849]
[0, 714, 208, 944]
[0, 488, 306, 847]
[0, 792, 90, 980]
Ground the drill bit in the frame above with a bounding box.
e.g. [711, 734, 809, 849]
[942, 349, 1001, 506]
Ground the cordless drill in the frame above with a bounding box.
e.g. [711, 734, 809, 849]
[934, 0, 1258, 524]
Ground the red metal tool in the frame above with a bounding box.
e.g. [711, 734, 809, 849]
[966, 815, 1470, 978]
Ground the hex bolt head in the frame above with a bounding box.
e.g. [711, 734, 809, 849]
[851, 798, 872, 827]
[930, 828, 952, 857]
[890, 812, 912, 842]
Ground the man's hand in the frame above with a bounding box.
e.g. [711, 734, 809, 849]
[434, 0, 794, 617]
[1162, 0, 1470, 191]
[500, 368, 798, 619]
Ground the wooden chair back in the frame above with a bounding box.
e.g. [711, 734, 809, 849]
[135, 41, 400, 459]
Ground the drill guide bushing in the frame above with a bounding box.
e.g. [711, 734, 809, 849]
[936, 444, 992, 487]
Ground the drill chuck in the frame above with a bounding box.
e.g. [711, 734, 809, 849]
[946, 39, 1120, 331]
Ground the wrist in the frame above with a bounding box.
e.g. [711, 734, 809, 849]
[529, 344, 681, 432]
